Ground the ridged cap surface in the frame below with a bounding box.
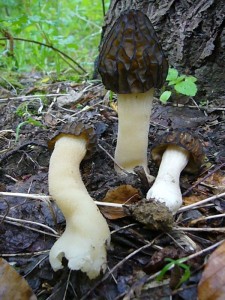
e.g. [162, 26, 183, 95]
[48, 123, 96, 158]
[151, 130, 205, 173]
[98, 9, 168, 94]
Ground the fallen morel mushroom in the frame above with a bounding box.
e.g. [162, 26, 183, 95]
[98, 9, 168, 176]
[48, 123, 110, 279]
[147, 130, 205, 215]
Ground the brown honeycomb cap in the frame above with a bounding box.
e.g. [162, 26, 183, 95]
[48, 122, 96, 159]
[98, 9, 168, 94]
[151, 130, 205, 174]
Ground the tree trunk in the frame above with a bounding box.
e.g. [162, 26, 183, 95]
[100, 0, 225, 102]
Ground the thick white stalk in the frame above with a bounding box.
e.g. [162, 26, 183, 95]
[48, 136, 110, 279]
[147, 145, 190, 214]
[115, 89, 154, 175]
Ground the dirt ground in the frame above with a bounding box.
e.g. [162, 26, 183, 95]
[0, 75, 225, 299]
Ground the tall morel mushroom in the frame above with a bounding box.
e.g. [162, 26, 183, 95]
[48, 123, 110, 279]
[147, 130, 205, 215]
[98, 9, 168, 175]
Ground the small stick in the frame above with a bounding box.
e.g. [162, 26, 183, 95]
[190, 212, 225, 225]
[0, 214, 58, 235]
[3, 219, 59, 237]
[0, 191, 51, 201]
[1, 250, 50, 257]
[178, 191, 225, 213]
[174, 227, 225, 233]
[98, 143, 129, 174]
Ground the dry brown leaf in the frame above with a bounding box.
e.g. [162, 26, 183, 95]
[203, 171, 225, 193]
[183, 195, 205, 206]
[100, 184, 141, 219]
[0, 258, 37, 300]
[198, 241, 225, 300]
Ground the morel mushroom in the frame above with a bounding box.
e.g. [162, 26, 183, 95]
[48, 123, 110, 279]
[147, 130, 205, 214]
[98, 9, 168, 175]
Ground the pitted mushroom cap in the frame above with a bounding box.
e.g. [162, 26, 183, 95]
[151, 130, 205, 174]
[48, 122, 96, 159]
[98, 9, 168, 94]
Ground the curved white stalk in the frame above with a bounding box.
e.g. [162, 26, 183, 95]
[146, 145, 190, 214]
[114, 89, 154, 175]
[48, 136, 110, 279]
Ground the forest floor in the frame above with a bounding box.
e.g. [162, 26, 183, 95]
[0, 73, 225, 299]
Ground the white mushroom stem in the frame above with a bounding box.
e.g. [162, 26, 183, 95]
[114, 89, 154, 175]
[146, 145, 190, 214]
[48, 135, 110, 279]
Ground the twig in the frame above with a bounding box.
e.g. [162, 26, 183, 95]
[174, 227, 225, 233]
[110, 223, 137, 235]
[63, 270, 72, 300]
[0, 37, 87, 74]
[178, 191, 225, 213]
[190, 212, 225, 225]
[98, 142, 129, 175]
[3, 219, 59, 237]
[95, 200, 123, 208]
[0, 93, 70, 103]
[24, 254, 48, 277]
[0, 214, 58, 235]
[0, 191, 51, 201]
[1, 250, 50, 257]
[0, 191, 125, 208]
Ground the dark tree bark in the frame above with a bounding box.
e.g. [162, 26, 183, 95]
[100, 0, 225, 102]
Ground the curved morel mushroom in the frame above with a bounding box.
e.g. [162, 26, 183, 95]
[147, 130, 205, 214]
[98, 9, 168, 176]
[48, 123, 110, 279]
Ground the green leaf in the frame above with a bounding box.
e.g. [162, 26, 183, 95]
[160, 91, 172, 103]
[156, 260, 175, 282]
[157, 258, 191, 288]
[15, 121, 28, 142]
[185, 76, 197, 83]
[176, 263, 191, 288]
[168, 75, 186, 86]
[26, 117, 42, 127]
[166, 68, 178, 81]
[174, 79, 197, 96]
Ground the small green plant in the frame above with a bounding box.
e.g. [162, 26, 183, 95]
[15, 100, 44, 142]
[199, 99, 208, 107]
[157, 258, 191, 289]
[160, 68, 198, 103]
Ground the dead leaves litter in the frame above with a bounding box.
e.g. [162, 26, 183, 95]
[198, 240, 225, 300]
[0, 258, 37, 300]
[100, 184, 141, 219]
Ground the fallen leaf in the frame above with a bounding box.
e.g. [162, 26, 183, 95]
[100, 185, 141, 219]
[198, 241, 225, 300]
[183, 195, 205, 206]
[0, 258, 37, 300]
[57, 88, 83, 106]
[203, 171, 225, 194]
